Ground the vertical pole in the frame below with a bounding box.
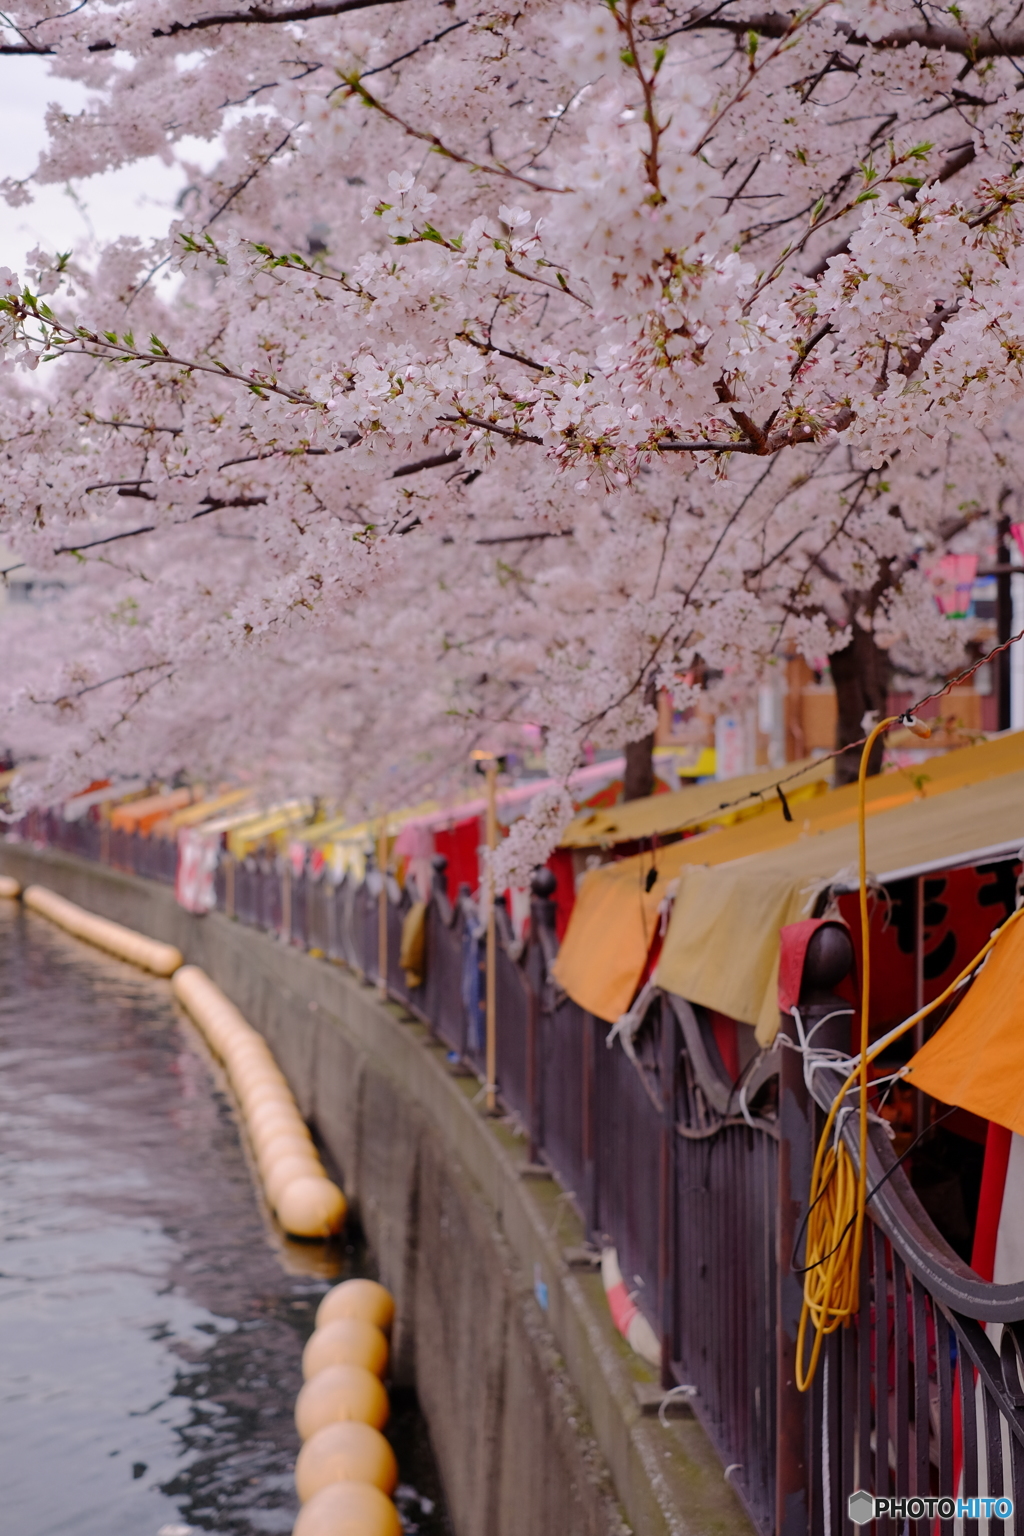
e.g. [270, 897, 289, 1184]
[225, 854, 235, 919]
[658, 996, 676, 1387]
[377, 820, 388, 1000]
[913, 875, 927, 1138]
[281, 859, 292, 944]
[777, 1005, 811, 1536]
[491, 758, 503, 1112]
[485, 761, 498, 1114]
[526, 978, 539, 1162]
[582, 1009, 596, 1234]
[997, 516, 1013, 731]
[914, 873, 924, 1019]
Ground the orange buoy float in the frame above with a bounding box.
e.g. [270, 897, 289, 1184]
[301, 1318, 388, 1381]
[170, 963, 346, 1242]
[295, 1421, 398, 1502]
[316, 1279, 395, 1336]
[294, 1364, 389, 1439]
[276, 1177, 347, 1239]
[265, 1153, 326, 1208]
[291, 1481, 402, 1536]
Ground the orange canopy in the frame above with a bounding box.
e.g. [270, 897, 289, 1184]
[109, 788, 193, 834]
[555, 730, 1024, 1025]
[906, 912, 1024, 1136]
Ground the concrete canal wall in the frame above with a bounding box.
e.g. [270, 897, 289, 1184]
[0, 843, 753, 1536]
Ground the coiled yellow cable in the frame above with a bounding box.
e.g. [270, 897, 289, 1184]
[795, 719, 1024, 1390]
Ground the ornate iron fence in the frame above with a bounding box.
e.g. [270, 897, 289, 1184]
[16, 817, 1024, 1536]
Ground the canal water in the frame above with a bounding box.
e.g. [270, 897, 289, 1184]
[0, 900, 450, 1536]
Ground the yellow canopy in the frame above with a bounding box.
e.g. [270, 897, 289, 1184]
[905, 913, 1024, 1136]
[559, 757, 829, 849]
[226, 801, 313, 858]
[152, 788, 251, 836]
[291, 795, 441, 848]
[555, 730, 1024, 1029]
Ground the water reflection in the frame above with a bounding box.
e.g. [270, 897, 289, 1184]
[0, 902, 449, 1536]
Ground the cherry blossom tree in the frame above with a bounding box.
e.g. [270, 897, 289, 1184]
[0, 0, 1019, 839]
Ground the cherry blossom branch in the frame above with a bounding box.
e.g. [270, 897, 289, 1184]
[54, 497, 267, 554]
[392, 449, 463, 477]
[0, 0, 413, 52]
[31, 663, 173, 708]
[612, 0, 668, 199]
[343, 77, 566, 196]
[658, 7, 1024, 59]
[438, 413, 544, 444]
[2, 295, 318, 405]
[693, 2, 833, 157]
[475, 529, 573, 545]
[206, 132, 293, 228]
[326, 15, 468, 94]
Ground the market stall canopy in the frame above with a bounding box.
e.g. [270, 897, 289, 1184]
[904, 913, 1024, 1136]
[152, 788, 252, 837]
[556, 730, 1024, 1028]
[287, 757, 635, 884]
[63, 779, 146, 820]
[225, 801, 313, 859]
[109, 788, 194, 835]
[656, 749, 1024, 1045]
[559, 756, 829, 849]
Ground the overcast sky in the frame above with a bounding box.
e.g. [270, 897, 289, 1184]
[0, 55, 216, 279]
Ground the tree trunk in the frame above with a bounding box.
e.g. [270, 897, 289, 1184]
[623, 677, 657, 801]
[830, 624, 892, 785]
[623, 728, 655, 800]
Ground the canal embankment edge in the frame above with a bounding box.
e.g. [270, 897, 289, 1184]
[0, 844, 754, 1536]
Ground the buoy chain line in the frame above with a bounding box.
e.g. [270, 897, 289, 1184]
[22, 883, 183, 975]
[9, 882, 346, 1243]
[7, 882, 409, 1531]
[293, 1278, 404, 1536]
[171, 965, 348, 1241]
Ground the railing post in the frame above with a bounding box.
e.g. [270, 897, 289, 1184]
[777, 1005, 812, 1536]
[281, 859, 291, 943]
[376, 822, 388, 1000]
[484, 761, 498, 1113]
[776, 921, 855, 1536]
[528, 868, 557, 1169]
[658, 994, 677, 1388]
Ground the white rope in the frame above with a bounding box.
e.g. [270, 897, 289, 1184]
[657, 1383, 697, 1428]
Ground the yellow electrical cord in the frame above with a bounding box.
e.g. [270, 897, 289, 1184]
[795, 717, 1024, 1390]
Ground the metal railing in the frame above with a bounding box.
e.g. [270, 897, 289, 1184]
[15, 815, 1024, 1535]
